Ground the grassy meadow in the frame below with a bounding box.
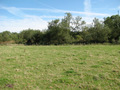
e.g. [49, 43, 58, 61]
[0, 45, 120, 90]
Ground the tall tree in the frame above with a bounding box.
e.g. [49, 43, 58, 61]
[19, 29, 42, 44]
[71, 16, 86, 31]
[90, 18, 111, 43]
[1, 31, 12, 42]
[104, 15, 120, 42]
[45, 18, 73, 45]
[60, 13, 72, 29]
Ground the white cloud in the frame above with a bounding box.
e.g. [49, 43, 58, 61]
[2, 6, 26, 17]
[82, 16, 104, 24]
[26, 15, 64, 19]
[19, 7, 109, 17]
[111, 6, 120, 11]
[0, 17, 48, 32]
[82, 17, 93, 24]
[0, 6, 48, 32]
[118, 6, 120, 9]
[1, 6, 110, 18]
[19, 5, 109, 16]
[84, 0, 91, 13]
[83, 0, 93, 25]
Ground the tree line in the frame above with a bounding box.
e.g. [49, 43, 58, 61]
[0, 13, 120, 45]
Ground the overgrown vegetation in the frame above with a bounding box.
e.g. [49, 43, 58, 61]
[0, 13, 120, 45]
[0, 45, 120, 89]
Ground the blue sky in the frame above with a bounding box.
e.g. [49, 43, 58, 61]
[0, 0, 120, 32]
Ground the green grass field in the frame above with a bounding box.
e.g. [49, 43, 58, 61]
[0, 45, 120, 90]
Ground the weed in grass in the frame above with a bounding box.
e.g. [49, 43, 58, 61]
[117, 75, 120, 79]
[0, 78, 10, 85]
[98, 74, 106, 79]
[64, 69, 78, 76]
[79, 62, 86, 65]
[104, 61, 113, 65]
[6, 58, 16, 61]
[79, 57, 87, 60]
[93, 75, 100, 81]
[0, 78, 14, 89]
[79, 83, 101, 90]
[54, 77, 73, 84]
[91, 65, 101, 68]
